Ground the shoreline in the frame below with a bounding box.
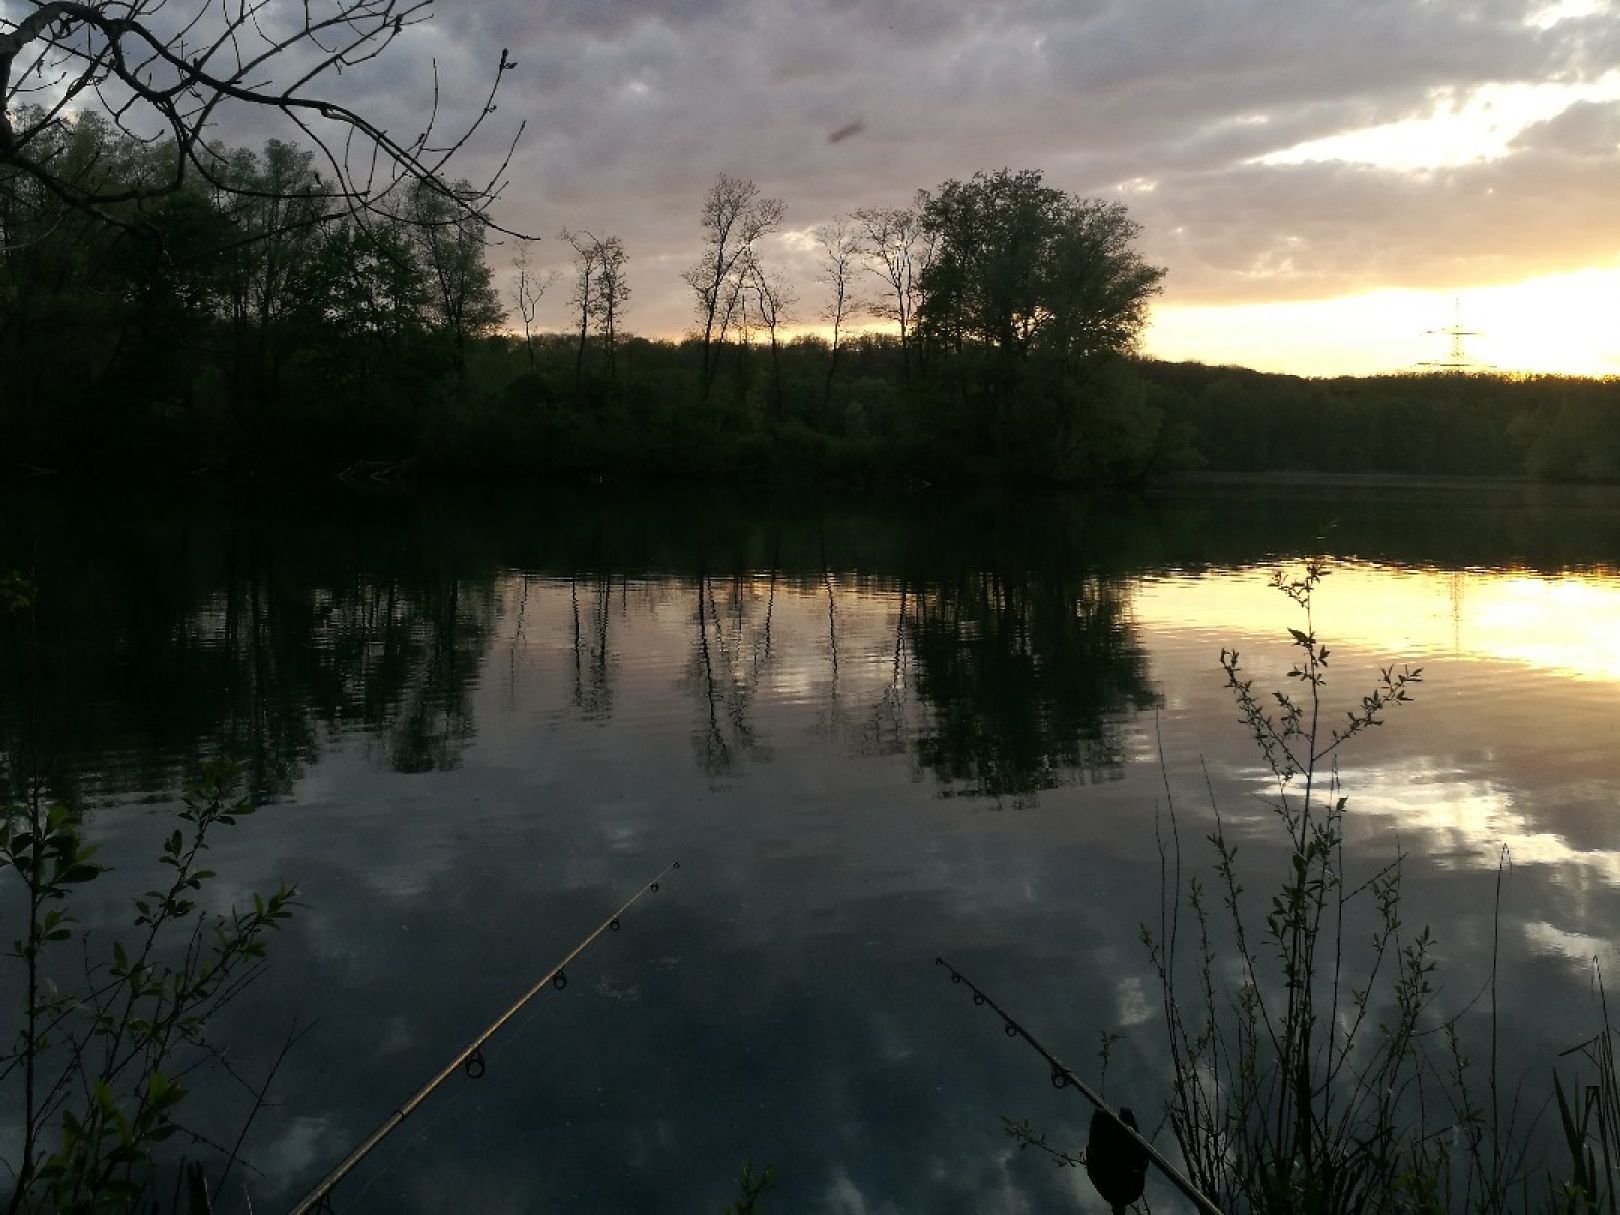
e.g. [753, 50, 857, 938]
[1147, 469, 1620, 496]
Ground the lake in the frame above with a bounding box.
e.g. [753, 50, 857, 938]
[3, 479, 1619, 1213]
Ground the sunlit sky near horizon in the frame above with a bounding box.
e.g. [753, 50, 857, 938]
[170, 0, 1620, 377]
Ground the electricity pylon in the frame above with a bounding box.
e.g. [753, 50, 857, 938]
[1418, 297, 1490, 371]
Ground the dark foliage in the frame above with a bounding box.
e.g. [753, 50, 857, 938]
[1139, 360, 1620, 483]
[7, 115, 1620, 489]
[1, 129, 1177, 489]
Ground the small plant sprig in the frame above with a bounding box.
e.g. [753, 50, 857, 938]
[2, 760, 297, 1213]
[1143, 558, 1454, 1215]
[1219, 559, 1422, 788]
[1548, 964, 1620, 1214]
[0, 573, 33, 616]
[1001, 1031, 1124, 1171]
[721, 1158, 778, 1215]
[1003, 1116, 1088, 1169]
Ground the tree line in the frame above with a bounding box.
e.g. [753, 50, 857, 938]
[2, 108, 1176, 485]
[5, 107, 1620, 487]
[1139, 360, 1620, 483]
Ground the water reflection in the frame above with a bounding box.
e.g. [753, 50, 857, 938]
[566, 574, 618, 720]
[908, 568, 1157, 800]
[365, 574, 493, 775]
[0, 500, 498, 802]
[1138, 560, 1620, 896]
[685, 568, 772, 779]
[2, 493, 1143, 800]
[856, 578, 911, 762]
[7, 483, 1620, 807]
[1135, 562, 1620, 681]
[2, 483, 1620, 1213]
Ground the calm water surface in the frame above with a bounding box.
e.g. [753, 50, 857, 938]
[3, 482, 1619, 1213]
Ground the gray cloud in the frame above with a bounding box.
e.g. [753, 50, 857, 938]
[1512, 96, 1620, 155]
[257, 0, 1620, 332]
[1128, 123, 1620, 303]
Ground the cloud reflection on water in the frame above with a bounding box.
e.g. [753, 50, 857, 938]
[3, 485, 1620, 1212]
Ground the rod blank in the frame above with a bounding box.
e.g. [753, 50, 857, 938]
[287, 862, 680, 1215]
[935, 955, 1222, 1215]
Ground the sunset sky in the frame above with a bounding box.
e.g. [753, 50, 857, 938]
[322, 0, 1620, 376]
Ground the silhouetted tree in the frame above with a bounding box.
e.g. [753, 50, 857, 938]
[407, 180, 504, 365]
[214, 140, 326, 428]
[561, 227, 598, 387]
[510, 240, 555, 372]
[915, 168, 1165, 480]
[747, 254, 795, 419]
[917, 169, 1162, 379]
[561, 228, 630, 387]
[852, 202, 932, 377]
[284, 218, 428, 391]
[682, 173, 783, 397]
[815, 216, 862, 423]
[2, 2, 523, 471]
[590, 235, 630, 380]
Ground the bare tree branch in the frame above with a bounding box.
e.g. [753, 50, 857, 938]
[682, 173, 783, 397]
[1, 0, 525, 233]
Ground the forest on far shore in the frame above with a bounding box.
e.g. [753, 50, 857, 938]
[8, 305, 1618, 488]
[5, 115, 1619, 489]
[1142, 359, 1620, 484]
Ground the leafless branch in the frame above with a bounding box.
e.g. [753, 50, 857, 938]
[1, 0, 526, 233]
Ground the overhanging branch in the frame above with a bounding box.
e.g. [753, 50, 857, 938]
[1, 0, 527, 235]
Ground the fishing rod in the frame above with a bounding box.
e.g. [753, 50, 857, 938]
[934, 955, 1222, 1215]
[288, 862, 680, 1215]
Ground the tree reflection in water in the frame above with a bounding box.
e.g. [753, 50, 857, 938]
[684, 566, 772, 781]
[2, 488, 1163, 805]
[569, 573, 617, 721]
[858, 580, 912, 762]
[209, 540, 496, 785]
[907, 567, 1158, 802]
[9, 483, 1620, 1213]
[0, 496, 499, 803]
[364, 574, 494, 776]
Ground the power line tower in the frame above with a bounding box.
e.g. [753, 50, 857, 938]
[1418, 297, 1490, 371]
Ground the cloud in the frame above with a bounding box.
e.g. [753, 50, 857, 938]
[205, 0, 1620, 339]
[1511, 96, 1620, 155]
[1129, 120, 1620, 304]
